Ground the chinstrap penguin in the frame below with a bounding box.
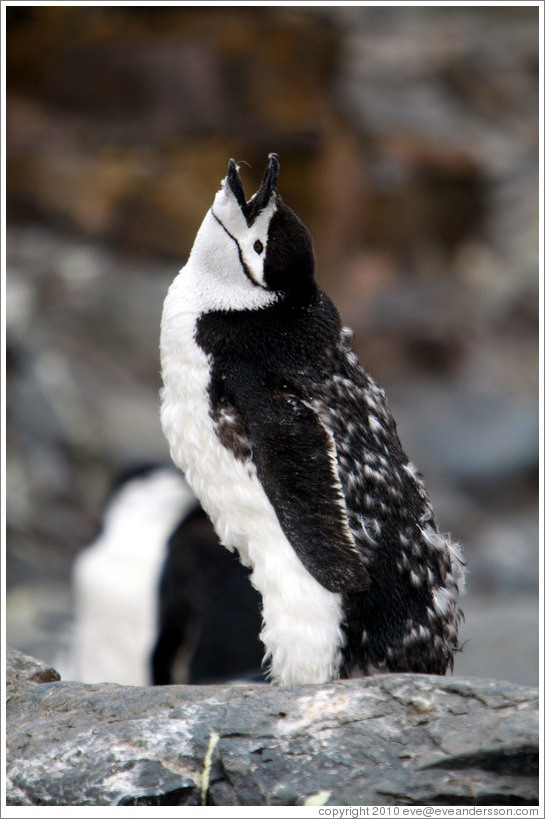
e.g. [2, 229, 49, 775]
[160, 154, 465, 685]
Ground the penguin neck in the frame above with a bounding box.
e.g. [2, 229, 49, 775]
[286, 279, 318, 308]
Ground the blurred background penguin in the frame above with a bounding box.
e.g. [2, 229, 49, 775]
[67, 465, 265, 686]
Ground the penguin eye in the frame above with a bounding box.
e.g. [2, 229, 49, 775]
[253, 240, 264, 254]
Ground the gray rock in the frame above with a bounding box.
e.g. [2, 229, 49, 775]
[6, 648, 538, 807]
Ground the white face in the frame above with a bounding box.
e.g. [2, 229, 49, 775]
[211, 176, 279, 288]
[170, 171, 280, 315]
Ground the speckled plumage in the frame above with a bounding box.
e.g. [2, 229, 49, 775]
[305, 327, 465, 675]
[160, 155, 465, 684]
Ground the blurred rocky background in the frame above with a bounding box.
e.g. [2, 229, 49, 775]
[5, 6, 539, 685]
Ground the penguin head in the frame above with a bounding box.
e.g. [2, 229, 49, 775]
[188, 154, 316, 310]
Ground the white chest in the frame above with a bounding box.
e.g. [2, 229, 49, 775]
[159, 273, 345, 684]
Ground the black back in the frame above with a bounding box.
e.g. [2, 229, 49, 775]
[196, 288, 462, 676]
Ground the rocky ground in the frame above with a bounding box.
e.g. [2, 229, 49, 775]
[6, 648, 539, 806]
[5, 6, 539, 687]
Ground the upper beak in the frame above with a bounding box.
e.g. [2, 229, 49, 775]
[250, 153, 279, 216]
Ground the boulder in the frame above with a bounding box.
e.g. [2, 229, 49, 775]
[5, 647, 538, 806]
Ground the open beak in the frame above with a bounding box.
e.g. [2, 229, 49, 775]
[226, 153, 280, 225]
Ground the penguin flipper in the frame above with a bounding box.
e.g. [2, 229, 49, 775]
[246, 393, 369, 594]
